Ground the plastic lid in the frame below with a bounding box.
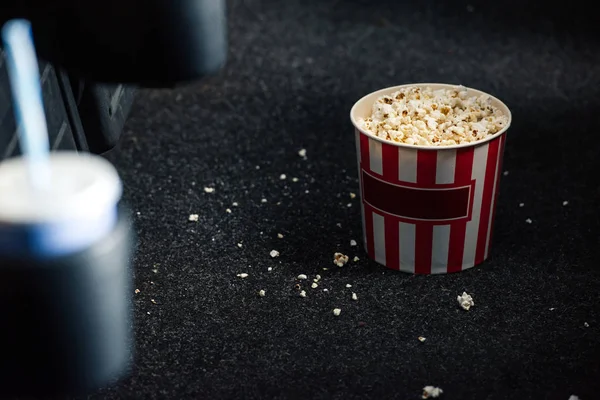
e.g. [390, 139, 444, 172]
[0, 152, 121, 224]
[0, 152, 122, 258]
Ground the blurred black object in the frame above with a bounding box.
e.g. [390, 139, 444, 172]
[0, 0, 227, 86]
[0, 213, 133, 397]
[0, 50, 136, 158]
[0, 0, 227, 156]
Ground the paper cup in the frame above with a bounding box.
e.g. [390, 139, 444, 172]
[350, 84, 512, 274]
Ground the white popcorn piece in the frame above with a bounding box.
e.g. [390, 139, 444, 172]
[350, 240, 357, 247]
[563, 201, 569, 206]
[280, 174, 287, 180]
[292, 177, 299, 182]
[349, 192, 356, 199]
[519, 203, 524, 207]
[352, 293, 358, 301]
[418, 336, 426, 342]
[298, 149, 307, 158]
[258, 290, 266, 297]
[323, 288, 329, 292]
[525, 218, 532, 224]
[314, 274, 321, 282]
[277, 233, 284, 239]
[584, 322, 590, 327]
[236, 273, 248, 279]
[333, 308, 341, 316]
[336, 223, 342, 228]
[232, 202, 239, 207]
[334, 253, 350, 267]
[269, 250, 280, 258]
[358, 85, 509, 147]
[188, 214, 199, 222]
[422, 386, 443, 399]
[299, 290, 307, 298]
[261, 198, 267, 203]
[134, 289, 140, 294]
[297, 274, 308, 280]
[353, 256, 360, 262]
[503, 171, 509, 176]
[457, 291, 474, 311]
[346, 284, 352, 288]
[226, 208, 232, 214]
[311, 282, 318, 289]
[203, 187, 215, 193]
[347, 203, 352, 207]
[267, 267, 273, 272]
[237, 243, 243, 248]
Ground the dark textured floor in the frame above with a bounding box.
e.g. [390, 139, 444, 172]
[98, 0, 600, 398]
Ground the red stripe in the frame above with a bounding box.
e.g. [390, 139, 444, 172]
[359, 133, 375, 257]
[486, 134, 507, 257]
[447, 147, 475, 273]
[360, 133, 370, 170]
[381, 143, 400, 270]
[475, 137, 501, 264]
[414, 150, 437, 274]
[382, 142, 399, 182]
[364, 204, 375, 260]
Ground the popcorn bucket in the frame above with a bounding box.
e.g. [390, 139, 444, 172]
[350, 84, 512, 274]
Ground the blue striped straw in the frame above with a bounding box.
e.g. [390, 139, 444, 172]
[2, 19, 50, 191]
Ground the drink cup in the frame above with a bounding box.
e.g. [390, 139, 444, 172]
[0, 152, 133, 396]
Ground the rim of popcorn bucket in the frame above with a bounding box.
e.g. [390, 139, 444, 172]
[350, 83, 512, 151]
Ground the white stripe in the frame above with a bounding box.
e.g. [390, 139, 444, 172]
[398, 148, 417, 183]
[372, 212, 386, 265]
[462, 143, 489, 268]
[435, 149, 456, 184]
[369, 139, 382, 175]
[356, 130, 367, 248]
[431, 149, 457, 273]
[484, 136, 504, 258]
[399, 222, 415, 273]
[398, 148, 417, 272]
[431, 226, 451, 274]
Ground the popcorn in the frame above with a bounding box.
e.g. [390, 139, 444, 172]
[334, 253, 350, 267]
[270, 250, 280, 258]
[333, 308, 341, 316]
[188, 214, 199, 222]
[358, 86, 508, 146]
[457, 292, 474, 311]
[422, 386, 443, 398]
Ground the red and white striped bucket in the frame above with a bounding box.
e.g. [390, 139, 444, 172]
[350, 84, 512, 274]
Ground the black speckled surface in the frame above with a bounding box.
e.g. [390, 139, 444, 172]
[98, 0, 600, 398]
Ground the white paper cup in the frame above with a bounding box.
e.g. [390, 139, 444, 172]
[351, 83, 512, 274]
